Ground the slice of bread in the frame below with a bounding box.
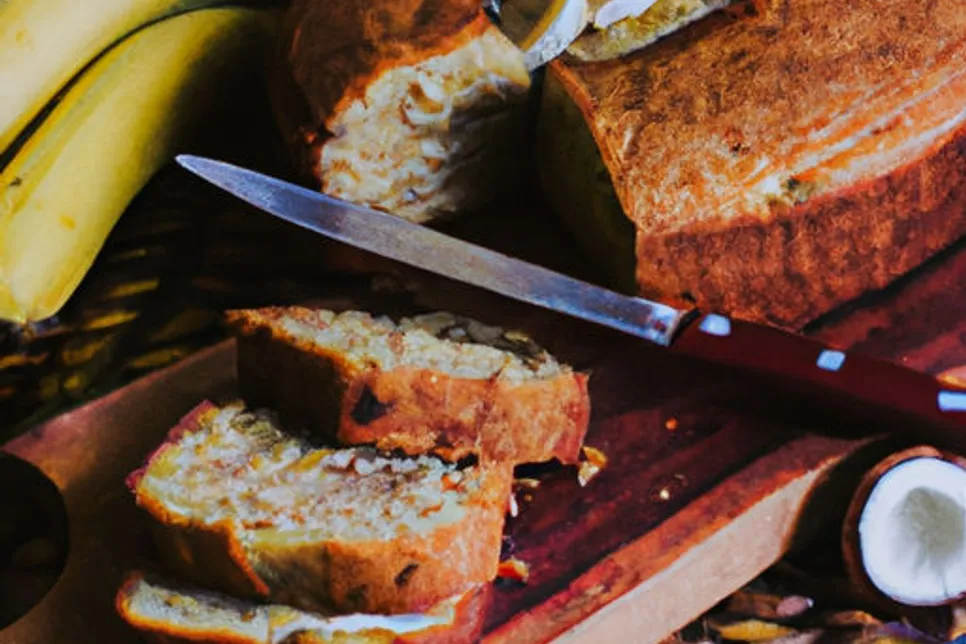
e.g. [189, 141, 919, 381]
[126, 401, 513, 616]
[270, 0, 531, 224]
[225, 307, 591, 465]
[539, 0, 966, 329]
[116, 571, 487, 644]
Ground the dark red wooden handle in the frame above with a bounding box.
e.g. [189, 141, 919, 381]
[670, 313, 966, 447]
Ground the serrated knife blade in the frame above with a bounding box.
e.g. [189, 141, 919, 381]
[176, 154, 966, 446]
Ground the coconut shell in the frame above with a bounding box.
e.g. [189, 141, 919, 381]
[842, 445, 966, 612]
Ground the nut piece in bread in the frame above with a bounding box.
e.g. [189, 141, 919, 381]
[540, 0, 966, 329]
[271, 0, 531, 224]
[226, 307, 591, 465]
[126, 401, 513, 616]
[116, 571, 488, 644]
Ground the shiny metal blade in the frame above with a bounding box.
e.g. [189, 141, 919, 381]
[176, 155, 692, 346]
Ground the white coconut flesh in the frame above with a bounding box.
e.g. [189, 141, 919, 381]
[857, 457, 966, 606]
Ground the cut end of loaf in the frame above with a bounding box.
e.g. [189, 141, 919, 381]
[315, 24, 532, 223]
[131, 401, 485, 543]
[280, 0, 531, 223]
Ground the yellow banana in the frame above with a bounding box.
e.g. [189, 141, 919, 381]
[0, 0, 265, 155]
[0, 7, 279, 324]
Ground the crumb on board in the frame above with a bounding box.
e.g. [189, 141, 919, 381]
[514, 477, 541, 489]
[497, 558, 530, 584]
[578, 445, 608, 487]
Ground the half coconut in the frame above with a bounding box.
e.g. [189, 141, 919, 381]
[844, 446, 966, 608]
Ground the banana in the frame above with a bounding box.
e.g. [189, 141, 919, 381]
[0, 0, 268, 155]
[0, 7, 279, 324]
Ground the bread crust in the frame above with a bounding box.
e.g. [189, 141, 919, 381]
[227, 307, 591, 466]
[129, 402, 513, 616]
[281, 0, 487, 126]
[271, 0, 531, 224]
[632, 134, 966, 328]
[548, 0, 966, 329]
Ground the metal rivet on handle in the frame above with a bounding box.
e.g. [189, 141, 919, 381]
[816, 350, 846, 372]
[699, 314, 732, 337]
[938, 391, 966, 412]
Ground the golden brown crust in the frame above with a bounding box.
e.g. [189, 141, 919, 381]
[549, 0, 966, 329]
[631, 134, 966, 328]
[281, 0, 488, 126]
[226, 307, 591, 466]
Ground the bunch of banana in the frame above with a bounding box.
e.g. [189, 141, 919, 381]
[0, 1, 280, 324]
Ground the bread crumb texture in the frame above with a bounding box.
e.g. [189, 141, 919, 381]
[227, 307, 591, 465]
[137, 403, 474, 540]
[129, 401, 512, 615]
[281, 0, 531, 222]
[271, 308, 565, 383]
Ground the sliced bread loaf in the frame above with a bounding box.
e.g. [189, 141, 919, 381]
[539, 0, 966, 329]
[126, 400, 512, 616]
[116, 571, 486, 644]
[270, 0, 531, 224]
[225, 306, 591, 465]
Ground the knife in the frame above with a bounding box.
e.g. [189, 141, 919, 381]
[176, 154, 966, 444]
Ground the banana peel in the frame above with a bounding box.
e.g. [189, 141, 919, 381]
[0, 0, 270, 155]
[0, 7, 280, 324]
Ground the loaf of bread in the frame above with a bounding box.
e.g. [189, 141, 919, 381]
[116, 572, 487, 644]
[270, 0, 531, 224]
[226, 307, 591, 465]
[538, 0, 966, 329]
[126, 400, 513, 616]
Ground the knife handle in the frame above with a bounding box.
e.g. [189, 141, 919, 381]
[671, 313, 966, 446]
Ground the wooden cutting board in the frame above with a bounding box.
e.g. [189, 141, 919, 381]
[1, 165, 965, 643]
